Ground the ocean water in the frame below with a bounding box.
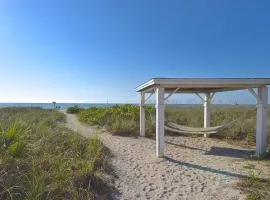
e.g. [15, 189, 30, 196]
[0, 103, 256, 110]
[0, 103, 120, 110]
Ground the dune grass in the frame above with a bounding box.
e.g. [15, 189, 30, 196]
[237, 164, 270, 200]
[78, 105, 270, 145]
[0, 107, 111, 200]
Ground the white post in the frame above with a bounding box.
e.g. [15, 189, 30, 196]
[140, 92, 145, 137]
[156, 87, 165, 157]
[204, 93, 211, 128]
[204, 93, 211, 137]
[256, 86, 268, 156]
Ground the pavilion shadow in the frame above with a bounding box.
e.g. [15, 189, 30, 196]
[205, 146, 253, 159]
[165, 156, 247, 179]
[165, 141, 206, 152]
[165, 141, 253, 159]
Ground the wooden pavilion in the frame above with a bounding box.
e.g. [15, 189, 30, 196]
[136, 78, 270, 157]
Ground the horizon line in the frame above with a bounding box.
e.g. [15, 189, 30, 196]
[0, 102, 259, 105]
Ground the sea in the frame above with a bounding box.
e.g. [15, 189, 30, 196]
[0, 103, 257, 110]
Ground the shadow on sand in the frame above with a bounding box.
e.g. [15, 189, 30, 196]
[166, 141, 253, 159]
[205, 147, 253, 159]
[165, 141, 206, 152]
[165, 156, 247, 178]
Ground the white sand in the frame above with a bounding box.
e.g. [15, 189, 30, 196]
[64, 112, 270, 200]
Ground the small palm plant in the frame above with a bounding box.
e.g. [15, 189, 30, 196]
[0, 121, 28, 157]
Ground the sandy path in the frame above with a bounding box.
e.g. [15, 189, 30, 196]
[63, 112, 270, 200]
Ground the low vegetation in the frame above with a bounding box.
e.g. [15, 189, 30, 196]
[66, 105, 82, 114]
[237, 166, 270, 200]
[0, 107, 111, 200]
[78, 105, 270, 145]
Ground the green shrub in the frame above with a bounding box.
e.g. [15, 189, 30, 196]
[78, 105, 155, 137]
[67, 105, 82, 114]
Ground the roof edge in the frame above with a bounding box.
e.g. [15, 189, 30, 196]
[135, 78, 270, 92]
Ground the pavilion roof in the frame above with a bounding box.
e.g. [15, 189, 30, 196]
[136, 78, 270, 93]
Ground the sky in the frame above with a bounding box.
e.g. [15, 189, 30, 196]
[0, 0, 270, 104]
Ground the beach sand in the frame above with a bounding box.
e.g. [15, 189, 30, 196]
[64, 112, 270, 200]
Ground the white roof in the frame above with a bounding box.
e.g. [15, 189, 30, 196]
[136, 78, 270, 93]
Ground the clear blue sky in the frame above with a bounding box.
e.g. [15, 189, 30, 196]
[1, 0, 270, 104]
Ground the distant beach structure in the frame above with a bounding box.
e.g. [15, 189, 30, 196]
[52, 101, 56, 109]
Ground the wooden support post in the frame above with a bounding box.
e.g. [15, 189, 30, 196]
[156, 87, 165, 157]
[140, 92, 145, 137]
[204, 93, 211, 137]
[256, 86, 268, 156]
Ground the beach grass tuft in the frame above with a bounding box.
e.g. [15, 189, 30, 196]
[237, 168, 270, 200]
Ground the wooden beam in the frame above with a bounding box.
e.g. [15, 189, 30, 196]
[195, 93, 204, 102]
[144, 92, 154, 103]
[164, 87, 180, 101]
[248, 88, 258, 99]
[209, 92, 215, 102]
